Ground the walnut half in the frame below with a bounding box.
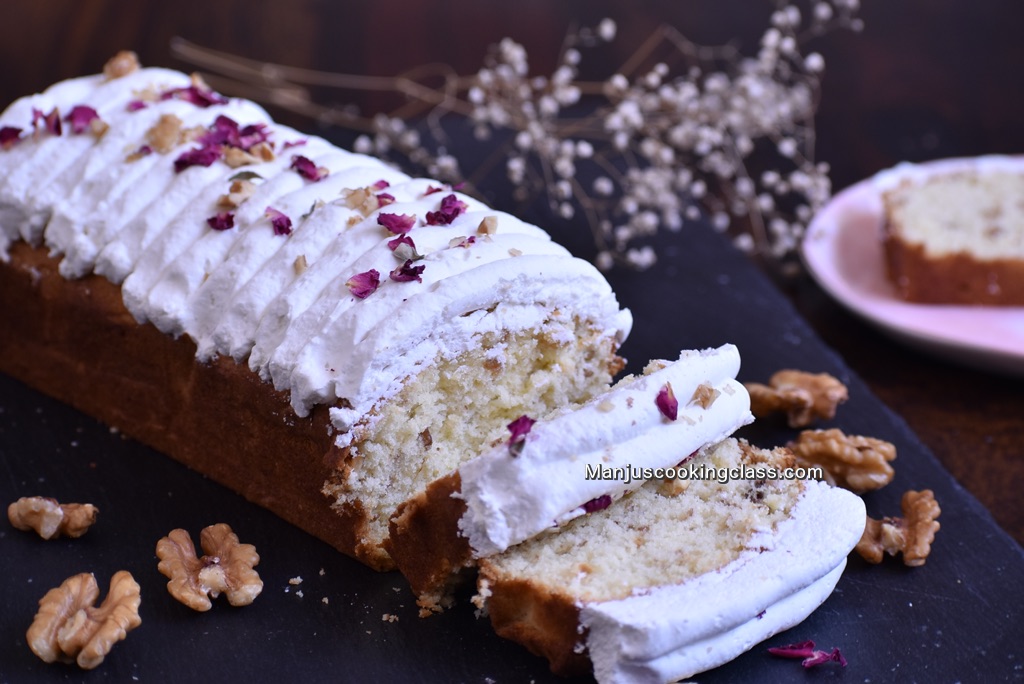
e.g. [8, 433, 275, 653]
[787, 428, 896, 493]
[856, 489, 941, 566]
[27, 571, 142, 669]
[8, 496, 98, 539]
[156, 523, 263, 611]
[746, 369, 849, 428]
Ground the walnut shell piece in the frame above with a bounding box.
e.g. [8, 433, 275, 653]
[787, 428, 896, 493]
[746, 369, 849, 427]
[27, 571, 142, 669]
[156, 523, 263, 611]
[856, 489, 941, 566]
[8, 496, 99, 539]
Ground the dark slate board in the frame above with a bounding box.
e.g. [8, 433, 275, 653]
[1, 213, 1022, 683]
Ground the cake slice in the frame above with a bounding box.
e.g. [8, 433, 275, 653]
[475, 438, 866, 682]
[387, 344, 753, 612]
[878, 155, 1024, 305]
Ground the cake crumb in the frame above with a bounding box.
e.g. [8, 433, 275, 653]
[288, 576, 303, 586]
[321, 597, 329, 605]
[382, 613, 399, 623]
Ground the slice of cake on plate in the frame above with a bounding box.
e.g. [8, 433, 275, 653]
[878, 155, 1024, 305]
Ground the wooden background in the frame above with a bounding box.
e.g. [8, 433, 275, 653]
[1, 0, 1022, 543]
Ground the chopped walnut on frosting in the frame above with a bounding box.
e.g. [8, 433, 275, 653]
[27, 571, 142, 669]
[690, 382, 721, 409]
[787, 428, 896, 493]
[102, 50, 140, 80]
[746, 369, 849, 427]
[156, 523, 263, 611]
[856, 489, 941, 566]
[218, 178, 257, 208]
[8, 496, 98, 539]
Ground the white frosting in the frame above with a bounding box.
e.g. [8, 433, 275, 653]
[0, 66, 631, 440]
[607, 563, 846, 684]
[458, 345, 753, 557]
[580, 481, 866, 684]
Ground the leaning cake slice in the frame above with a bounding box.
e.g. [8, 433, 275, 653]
[475, 438, 865, 683]
[387, 344, 753, 612]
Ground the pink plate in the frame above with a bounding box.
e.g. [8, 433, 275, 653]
[801, 157, 1024, 377]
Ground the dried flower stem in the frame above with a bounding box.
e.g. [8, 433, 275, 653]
[172, 1, 861, 272]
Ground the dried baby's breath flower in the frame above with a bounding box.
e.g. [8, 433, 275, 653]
[174, 1, 861, 271]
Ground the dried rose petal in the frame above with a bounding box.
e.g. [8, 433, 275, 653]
[290, 154, 327, 182]
[33, 107, 62, 136]
[0, 126, 23, 149]
[450, 235, 476, 249]
[160, 84, 228, 108]
[803, 648, 847, 668]
[282, 139, 307, 149]
[237, 122, 271, 150]
[372, 179, 391, 190]
[507, 415, 536, 457]
[582, 494, 613, 514]
[198, 115, 239, 147]
[387, 235, 421, 262]
[265, 206, 293, 236]
[198, 115, 271, 152]
[767, 641, 816, 659]
[656, 382, 678, 421]
[378, 213, 416, 235]
[64, 105, 101, 134]
[426, 194, 468, 226]
[346, 269, 380, 299]
[768, 640, 846, 669]
[390, 259, 425, 283]
[127, 100, 148, 112]
[376, 192, 396, 208]
[422, 185, 445, 197]
[174, 144, 222, 173]
[207, 211, 235, 231]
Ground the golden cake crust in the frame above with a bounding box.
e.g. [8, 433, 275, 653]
[0, 241, 359, 556]
[385, 471, 472, 609]
[883, 234, 1024, 305]
[477, 570, 591, 677]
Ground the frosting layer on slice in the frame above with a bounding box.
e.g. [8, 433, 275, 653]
[458, 344, 752, 557]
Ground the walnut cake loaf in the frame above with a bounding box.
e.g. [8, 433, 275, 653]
[0, 53, 631, 570]
[878, 155, 1024, 305]
[475, 438, 866, 683]
[387, 344, 754, 614]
